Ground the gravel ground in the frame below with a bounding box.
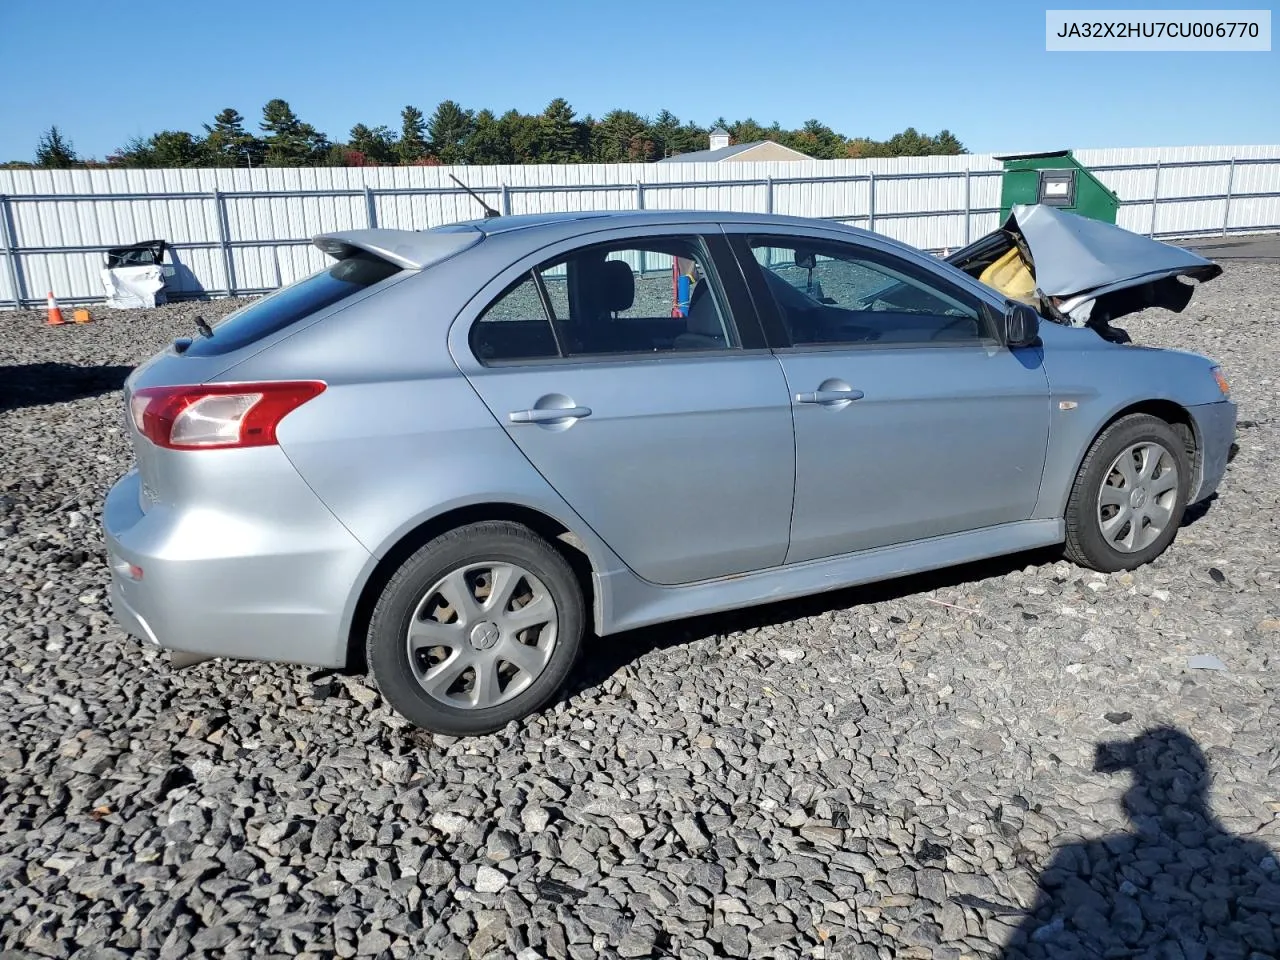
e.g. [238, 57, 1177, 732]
[1, 264, 1278, 960]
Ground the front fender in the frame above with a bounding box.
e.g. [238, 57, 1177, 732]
[1034, 324, 1230, 518]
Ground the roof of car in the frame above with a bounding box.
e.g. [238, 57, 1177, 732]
[452, 208, 876, 236]
[313, 210, 887, 270]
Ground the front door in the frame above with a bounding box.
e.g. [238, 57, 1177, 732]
[728, 231, 1051, 564]
[455, 231, 796, 586]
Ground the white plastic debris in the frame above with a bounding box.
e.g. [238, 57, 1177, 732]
[102, 264, 169, 309]
[101, 239, 174, 309]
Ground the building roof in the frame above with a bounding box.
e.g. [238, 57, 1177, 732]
[658, 139, 811, 163]
[709, 126, 730, 137]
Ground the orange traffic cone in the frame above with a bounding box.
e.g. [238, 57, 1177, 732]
[46, 291, 67, 326]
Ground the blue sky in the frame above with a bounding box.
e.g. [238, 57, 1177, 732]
[0, 0, 1275, 161]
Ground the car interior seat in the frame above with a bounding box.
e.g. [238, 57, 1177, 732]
[673, 280, 728, 350]
[564, 256, 635, 353]
[596, 259, 635, 317]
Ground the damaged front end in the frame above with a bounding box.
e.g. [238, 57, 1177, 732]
[946, 204, 1223, 343]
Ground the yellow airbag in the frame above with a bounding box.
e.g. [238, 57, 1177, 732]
[979, 246, 1037, 302]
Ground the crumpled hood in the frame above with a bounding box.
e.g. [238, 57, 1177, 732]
[1003, 203, 1222, 300]
[947, 204, 1223, 324]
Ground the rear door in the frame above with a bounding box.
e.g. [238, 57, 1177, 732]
[725, 227, 1051, 564]
[450, 228, 796, 586]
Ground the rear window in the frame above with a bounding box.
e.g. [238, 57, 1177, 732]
[183, 252, 401, 356]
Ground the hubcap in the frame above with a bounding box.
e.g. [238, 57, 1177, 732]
[469, 621, 500, 651]
[1096, 441, 1180, 554]
[406, 561, 558, 710]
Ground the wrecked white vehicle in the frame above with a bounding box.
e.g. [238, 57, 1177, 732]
[101, 239, 175, 309]
[947, 204, 1223, 343]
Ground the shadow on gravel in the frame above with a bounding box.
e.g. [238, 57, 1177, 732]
[0, 363, 133, 413]
[1181, 493, 1218, 528]
[567, 494, 1221, 699]
[567, 546, 1064, 697]
[1000, 727, 1280, 959]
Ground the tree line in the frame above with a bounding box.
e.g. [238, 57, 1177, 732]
[9, 98, 967, 170]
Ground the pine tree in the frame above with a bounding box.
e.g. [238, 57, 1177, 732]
[348, 124, 397, 164]
[398, 105, 428, 163]
[203, 108, 262, 167]
[933, 130, 966, 155]
[428, 100, 475, 165]
[729, 119, 768, 146]
[796, 119, 845, 159]
[882, 127, 930, 157]
[671, 120, 708, 156]
[466, 110, 512, 165]
[155, 131, 208, 166]
[260, 99, 327, 166]
[35, 126, 77, 168]
[501, 110, 543, 164]
[539, 99, 582, 163]
[647, 110, 681, 158]
[592, 110, 651, 162]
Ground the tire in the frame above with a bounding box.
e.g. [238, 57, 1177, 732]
[366, 521, 584, 736]
[1063, 414, 1191, 573]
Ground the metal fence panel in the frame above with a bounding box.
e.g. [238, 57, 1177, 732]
[2, 144, 1278, 309]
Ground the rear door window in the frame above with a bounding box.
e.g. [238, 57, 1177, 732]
[470, 275, 561, 362]
[183, 251, 401, 357]
[469, 236, 744, 363]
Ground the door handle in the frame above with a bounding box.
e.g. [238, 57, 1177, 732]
[508, 405, 592, 424]
[795, 389, 864, 404]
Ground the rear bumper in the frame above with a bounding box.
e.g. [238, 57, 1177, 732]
[103, 466, 372, 669]
[1189, 399, 1237, 504]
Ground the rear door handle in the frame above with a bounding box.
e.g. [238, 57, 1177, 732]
[508, 406, 592, 424]
[796, 389, 864, 404]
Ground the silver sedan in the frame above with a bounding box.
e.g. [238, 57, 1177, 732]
[103, 208, 1237, 735]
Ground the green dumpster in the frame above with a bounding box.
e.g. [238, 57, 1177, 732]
[995, 149, 1119, 224]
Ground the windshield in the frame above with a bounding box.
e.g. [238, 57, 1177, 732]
[183, 251, 402, 357]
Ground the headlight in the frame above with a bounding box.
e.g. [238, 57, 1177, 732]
[1211, 365, 1230, 397]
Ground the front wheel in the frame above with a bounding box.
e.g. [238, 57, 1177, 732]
[1063, 414, 1191, 572]
[366, 521, 584, 736]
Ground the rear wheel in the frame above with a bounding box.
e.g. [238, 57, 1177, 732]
[1063, 414, 1190, 572]
[366, 521, 584, 736]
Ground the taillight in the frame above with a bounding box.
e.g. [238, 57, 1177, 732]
[129, 381, 325, 450]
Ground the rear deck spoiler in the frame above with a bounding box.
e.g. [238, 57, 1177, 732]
[312, 226, 484, 271]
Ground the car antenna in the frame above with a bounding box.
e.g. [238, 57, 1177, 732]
[449, 174, 501, 219]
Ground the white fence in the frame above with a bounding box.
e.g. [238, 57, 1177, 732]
[2, 144, 1279, 309]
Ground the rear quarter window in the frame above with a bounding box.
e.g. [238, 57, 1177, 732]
[183, 252, 401, 356]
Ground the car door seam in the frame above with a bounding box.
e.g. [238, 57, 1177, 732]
[1027, 351, 1057, 519]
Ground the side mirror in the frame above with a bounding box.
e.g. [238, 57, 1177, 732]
[1003, 302, 1040, 348]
